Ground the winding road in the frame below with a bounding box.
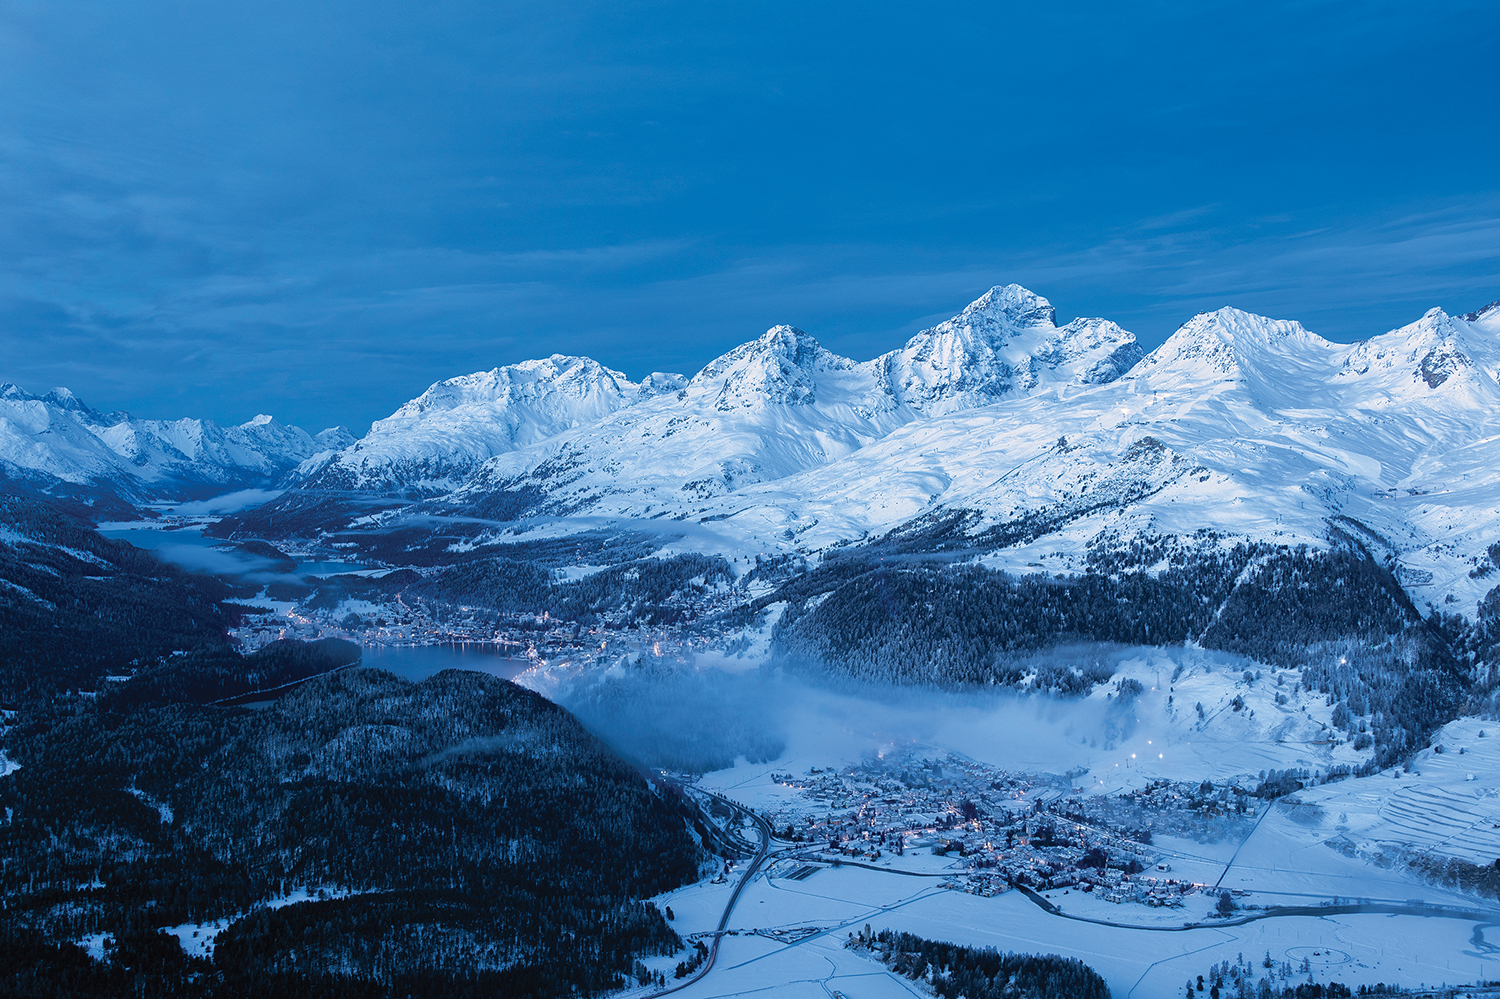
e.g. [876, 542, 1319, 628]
[648, 783, 772, 998]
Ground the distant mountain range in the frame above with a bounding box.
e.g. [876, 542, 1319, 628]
[208, 286, 1499, 620]
[10, 284, 1500, 622]
[0, 384, 352, 509]
[9, 284, 1500, 774]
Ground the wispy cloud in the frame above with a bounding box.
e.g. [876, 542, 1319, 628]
[2, 2, 1497, 432]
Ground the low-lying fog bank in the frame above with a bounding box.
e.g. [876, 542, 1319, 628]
[523, 643, 1367, 788]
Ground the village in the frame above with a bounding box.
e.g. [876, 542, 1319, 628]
[753, 754, 1256, 909]
[227, 589, 684, 662]
[224, 563, 735, 667]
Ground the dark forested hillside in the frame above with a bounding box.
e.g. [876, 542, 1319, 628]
[765, 532, 1466, 765]
[848, 926, 1111, 999]
[0, 492, 241, 702]
[111, 636, 360, 706]
[0, 494, 705, 997]
[0, 668, 700, 998]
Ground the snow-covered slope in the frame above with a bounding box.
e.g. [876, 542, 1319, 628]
[234, 286, 1500, 625]
[287, 286, 1137, 512]
[300, 355, 687, 496]
[0, 384, 344, 504]
[703, 301, 1500, 615]
[426, 287, 1142, 519]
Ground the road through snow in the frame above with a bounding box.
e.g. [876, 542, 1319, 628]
[648, 784, 772, 998]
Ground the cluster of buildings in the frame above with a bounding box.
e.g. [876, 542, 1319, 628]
[763, 754, 1224, 908]
[228, 582, 726, 663]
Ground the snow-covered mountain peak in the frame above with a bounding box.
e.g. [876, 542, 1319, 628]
[1135, 307, 1326, 384]
[41, 387, 94, 414]
[689, 325, 848, 411]
[304, 354, 688, 494]
[386, 355, 638, 423]
[1337, 307, 1500, 401]
[877, 285, 1141, 415]
[315, 427, 355, 449]
[0, 383, 98, 417]
[952, 283, 1058, 329]
[636, 371, 689, 400]
[0, 383, 334, 502]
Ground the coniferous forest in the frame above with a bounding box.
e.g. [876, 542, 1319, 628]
[0, 667, 700, 997]
[848, 926, 1112, 999]
[0, 492, 702, 998]
[764, 523, 1489, 766]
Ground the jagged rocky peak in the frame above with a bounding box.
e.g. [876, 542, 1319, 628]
[223, 413, 323, 457]
[0, 381, 338, 501]
[303, 354, 692, 494]
[41, 386, 95, 414]
[690, 325, 848, 411]
[0, 383, 97, 416]
[953, 282, 1058, 328]
[1040, 317, 1144, 384]
[879, 284, 1142, 415]
[1340, 307, 1497, 392]
[1461, 298, 1500, 323]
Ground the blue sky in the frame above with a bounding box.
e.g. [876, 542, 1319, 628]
[2, 1, 1497, 432]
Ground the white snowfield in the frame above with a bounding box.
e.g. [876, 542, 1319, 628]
[0, 384, 351, 501]
[440, 286, 1142, 518]
[644, 870, 1500, 999]
[299, 355, 689, 494]
[286, 286, 1500, 622]
[1283, 715, 1500, 870]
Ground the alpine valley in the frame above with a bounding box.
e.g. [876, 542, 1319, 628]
[8, 285, 1500, 999]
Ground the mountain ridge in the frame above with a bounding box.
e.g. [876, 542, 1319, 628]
[235, 285, 1145, 537]
[0, 384, 348, 506]
[212, 286, 1500, 634]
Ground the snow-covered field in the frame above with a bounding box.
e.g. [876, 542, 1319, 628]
[1284, 716, 1500, 869]
[632, 647, 1500, 997]
[646, 863, 1500, 999]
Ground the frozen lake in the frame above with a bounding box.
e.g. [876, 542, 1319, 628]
[100, 522, 372, 581]
[358, 643, 532, 684]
